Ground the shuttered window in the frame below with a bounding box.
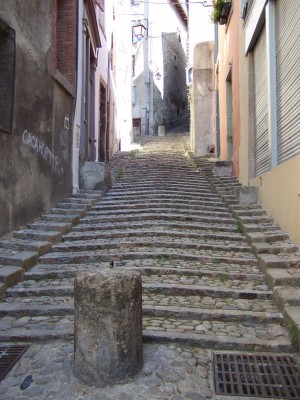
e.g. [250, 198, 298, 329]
[276, 0, 300, 164]
[253, 25, 269, 176]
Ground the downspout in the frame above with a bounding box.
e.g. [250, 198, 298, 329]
[145, 0, 150, 135]
[106, 52, 111, 162]
[80, 16, 87, 158]
[214, 23, 220, 157]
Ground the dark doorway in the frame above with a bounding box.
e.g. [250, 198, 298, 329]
[133, 118, 141, 137]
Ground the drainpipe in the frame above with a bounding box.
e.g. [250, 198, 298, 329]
[80, 16, 87, 158]
[214, 23, 220, 157]
[145, 0, 150, 135]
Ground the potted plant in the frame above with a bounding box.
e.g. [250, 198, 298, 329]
[211, 0, 232, 25]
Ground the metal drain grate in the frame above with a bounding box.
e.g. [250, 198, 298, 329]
[213, 352, 300, 399]
[0, 346, 29, 381]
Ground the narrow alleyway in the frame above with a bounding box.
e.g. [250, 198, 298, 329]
[0, 133, 299, 399]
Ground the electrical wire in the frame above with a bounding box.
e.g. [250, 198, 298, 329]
[118, 1, 212, 5]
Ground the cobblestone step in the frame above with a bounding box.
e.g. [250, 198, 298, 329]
[27, 221, 72, 234]
[41, 214, 80, 225]
[105, 191, 221, 201]
[91, 199, 228, 214]
[86, 208, 232, 219]
[143, 323, 291, 353]
[50, 208, 86, 218]
[38, 250, 257, 266]
[0, 314, 290, 352]
[110, 186, 215, 196]
[115, 180, 210, 189]
[0, 238, 51, 256]
[238, 215, 275, 224]
[72, 220, 239, 233]
[0, 250, 38, 271]
[64, 197, 96, 205]
[5, 280, 271, 300]
[81, 213, 236, 226]
[24, 262, 263, 281]
[13, 229, 62, 244]
[24, 258, 262, 280]
[70, 192, 103, 200]
[54, 238, 252, 254]
[246, 230, 290, 243]
[63, 228, 245, 242]
[55, 202, 92, 210]
[0, 299, 282, 324]
[0, 266, 23, 289]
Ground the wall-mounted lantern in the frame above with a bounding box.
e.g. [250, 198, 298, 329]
[132, 22, 147, 42]
[155, 71, 162, 81]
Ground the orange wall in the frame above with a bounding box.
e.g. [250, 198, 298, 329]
[218, 0, 241, 177]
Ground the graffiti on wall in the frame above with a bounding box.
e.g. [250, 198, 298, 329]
[60, 129, 68, 161]
[22, 130, 65, 179]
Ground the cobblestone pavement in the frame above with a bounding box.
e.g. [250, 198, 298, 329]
[0, 132, 300, 399]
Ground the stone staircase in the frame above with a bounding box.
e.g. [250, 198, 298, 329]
[0, 134, 298, 353]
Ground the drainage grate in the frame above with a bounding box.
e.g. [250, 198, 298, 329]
[213, 352, 300, 399]
[0, 346, 29, 381]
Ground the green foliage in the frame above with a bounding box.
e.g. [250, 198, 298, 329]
[218, 273, 228, 283]
[115, 170, 123, 182]
[288, 323, 299, 348]
[130, 149, 140, 158]
[210, 0, 230, 23]
[236, 218, 243, 234]
[157, 254, 171, 261]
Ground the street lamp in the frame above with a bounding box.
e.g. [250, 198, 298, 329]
[155, 71, 161, 81]
[132, 22, 147, 42]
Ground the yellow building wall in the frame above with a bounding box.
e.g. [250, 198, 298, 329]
[250, 154, 300, 248]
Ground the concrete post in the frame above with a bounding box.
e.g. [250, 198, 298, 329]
[73, 268, 143, 387]
[158, 125, 165, 137]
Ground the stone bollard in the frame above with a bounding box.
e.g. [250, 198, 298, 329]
[158, 125, 165, 137]
[73, 268, 143, 387]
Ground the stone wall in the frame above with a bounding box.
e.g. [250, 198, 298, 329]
[0, 0, 75, 236]
[153, 32, 188, 133]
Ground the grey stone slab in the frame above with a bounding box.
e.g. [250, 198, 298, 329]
[251, 242, 273, 256]
[0, 251, 38, 270]
[27, 222, 72, 234]
[0, 265, 23, 288]
[143, 330, 291, 352]
[273, 286, 300, 310]
[42, 214, 80, 225]
[258, 254, 286, 270]
[0, 239, 51, 256]
[265, 268, 300, 288]
[13, 229, 62, 244]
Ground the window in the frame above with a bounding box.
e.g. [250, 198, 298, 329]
[132, 86, 136, 106]
[0, 18, 15, 133]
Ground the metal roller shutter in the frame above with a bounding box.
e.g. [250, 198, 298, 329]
[253, 25, 269, 176]
[276, 0, 300, 164]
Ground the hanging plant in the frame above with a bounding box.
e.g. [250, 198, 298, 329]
[211, 0, 232, 24]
